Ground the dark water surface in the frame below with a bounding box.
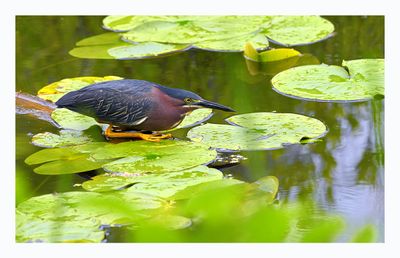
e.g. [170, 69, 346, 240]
[15, 16, 384, 242]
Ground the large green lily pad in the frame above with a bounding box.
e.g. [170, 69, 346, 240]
[271, 59, 384, 102]
[93, 140, 217, 174]
[108, 16, 333, 49]
[38, 76, 123, 102]
[187, 112, 327, 151]
[82, 165, 223, 198]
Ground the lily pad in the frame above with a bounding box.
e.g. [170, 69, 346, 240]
[24, 142, 110, 175]
[93, 140, 217, 174]
[51, 108, 99, 131]
[31, 130, 94, 148]
[187, 112, 327, 151]
[121, 18, 265, 45]
[102, 15, 182, 32]
[17, 190, 165, 227]
[69, 33, 191, 60]
[193, 32, 269, 52]
[25, 140, 217, 175]
[82, 165, 223, 198]
[82, 165, 223, 197]
[25, 142, 107, 165]
[16, 212, 104, 243]
[113, 15, 333, 50]
[262, 16, 335, 46]
[38, 76, 123, 102]
[171, 178, 246, 200]
[271, 59, 384, 102]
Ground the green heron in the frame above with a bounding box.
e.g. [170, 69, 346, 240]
[55, 79, 235, 141]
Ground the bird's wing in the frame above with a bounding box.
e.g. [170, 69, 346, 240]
[56, 84, 153, 127]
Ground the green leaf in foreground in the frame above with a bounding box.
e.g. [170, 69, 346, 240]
[187, 112, 327, 151]
[271, 59, 384, 102]
[351, 224, 377, 243]
[16, 189, 167, 242]
[16, 212, 104, 243]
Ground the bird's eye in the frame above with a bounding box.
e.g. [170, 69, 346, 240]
[184, 98, 192, 103]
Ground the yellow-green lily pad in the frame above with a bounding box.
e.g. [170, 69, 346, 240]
[244, 42, 301, 62]
[37, 76, 123, 102]
[271, 59, 384, 102]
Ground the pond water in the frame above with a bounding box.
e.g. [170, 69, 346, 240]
[15, 16, 384, 242]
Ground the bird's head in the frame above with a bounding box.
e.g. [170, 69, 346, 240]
[156, 85, 235, 112]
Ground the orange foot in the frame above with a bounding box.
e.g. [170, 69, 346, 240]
[104, 126, 172, 142]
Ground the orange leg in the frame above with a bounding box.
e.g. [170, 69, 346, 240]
[104, 125, 172, 142]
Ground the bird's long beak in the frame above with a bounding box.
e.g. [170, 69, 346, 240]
[195, 99, 236, 112]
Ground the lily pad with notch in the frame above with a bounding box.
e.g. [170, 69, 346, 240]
[271, 59, 384, 102]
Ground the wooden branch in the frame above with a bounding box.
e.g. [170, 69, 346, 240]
[16, 92, 60, 128]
